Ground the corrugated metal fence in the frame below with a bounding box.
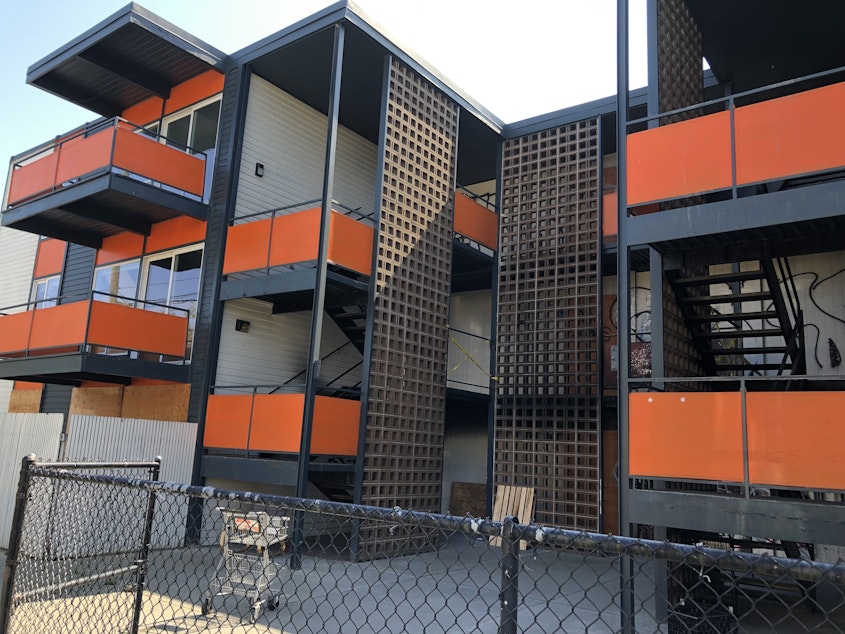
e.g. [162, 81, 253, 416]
[0, 413, 196, 548]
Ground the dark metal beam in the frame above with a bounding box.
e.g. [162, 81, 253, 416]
[220, 269, 317, 301]
[61, 203, 152, 236]
[630, 489, 845, 547]
[79, 49, 171, 98]
[628, 180, 845, 247]
[201, 455, 299, 486]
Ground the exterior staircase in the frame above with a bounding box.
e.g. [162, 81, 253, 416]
[669, 259, 805, 375]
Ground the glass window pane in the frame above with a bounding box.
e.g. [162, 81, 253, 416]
[94, 261, 139, 304]
[144, 257, 173, 308]
[190, 101, 221, 153]
[165, 115, 190, 151]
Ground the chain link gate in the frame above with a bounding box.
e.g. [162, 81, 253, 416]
[2, 458, 845, 633]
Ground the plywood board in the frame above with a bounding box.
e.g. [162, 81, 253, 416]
[490, 484, 535, 548]
[69, 387, 124, 417]
[8, 388, 42, 413]
[121, 384, 190, 422]
[449, 482, 486, 518]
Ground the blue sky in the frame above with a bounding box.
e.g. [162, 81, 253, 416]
[0, 0, 646, 169]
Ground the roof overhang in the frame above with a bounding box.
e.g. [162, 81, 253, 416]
[27, 2, 226, 117]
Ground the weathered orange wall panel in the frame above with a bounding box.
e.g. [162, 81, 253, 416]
[312, 395, 359, 456]
[112, 128, 206, 197]
[28, 303, 88, 350]
[629, 392, 744, 482]
[627, 111, 733, 206]
[122, 97, 164, 127]
[248, 394, 306, 453]
[735, 82, 845, 186]
[87, 301, 188, 357]
[602, 192, 618, 237]
[453, 193, 498, 251]
[146, 217, 206, 253]
[269, 208, 320, 267]
[204, 394, 252, 449]
[96, 233, 144, 266]
[223, 219, 272, 275]
[0, 312, 35, 355]
[34, 239, 67, 278]
[329, 212, 373, 275]
[121, 384, 190, 421]
[746, 392, 845, 490]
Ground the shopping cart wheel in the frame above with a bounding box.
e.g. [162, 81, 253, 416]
[201, 597, 213, 616]
[250, 602, 261, 623]
[268, 595, 280, 611]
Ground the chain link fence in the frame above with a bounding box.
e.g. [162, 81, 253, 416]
[2, 457, 845, 633]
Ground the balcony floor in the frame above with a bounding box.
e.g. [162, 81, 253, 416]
[2, 172, 207, 248]
[0, 352, 190, 386]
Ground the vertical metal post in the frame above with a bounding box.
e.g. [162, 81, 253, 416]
[646, 0, 660, 130]
[617, 0, 636, 632]
[292, 23, 346, 570]
[0, 455, 38, 634]
[487, 141, 504, 518]
[498, 515, 520, 634]
[130, 457, 161, 634]
[741, 379, 750, 499]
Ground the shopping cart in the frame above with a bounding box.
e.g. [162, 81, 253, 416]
[202, 508, 289, 623]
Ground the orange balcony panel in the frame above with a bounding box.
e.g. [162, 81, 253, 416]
[0, 312, 35, 356]
[629, 392, 744, 482]
[627, 111, 733, 206]
[28, 303, 89, 351]
[204, 394, 252, 450]
[249, 394, 305, 453]
[269, 208, 320, 267]
[54, 129, 112, 185]
[746, 392, 845, 490]
[454, 193, 498, 251]
[7, 152, 59, 204]
[329, 211, 373, 275]
[112, 127, 205, 197]
[313, 395, 360, 456]
[223, 218, 272, 275]
[602, 192, 618, 237]
[735, 82, 845, 186]
[34, 239, 67, 277]
[87, 301, 188, 357]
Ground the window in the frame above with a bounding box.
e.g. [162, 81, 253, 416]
[93, 260, 140, 305]
[31, 276, 60, 309]
[161, 97, 221, 154]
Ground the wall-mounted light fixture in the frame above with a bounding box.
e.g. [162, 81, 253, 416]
[255, 163, 264, 177]
[235, 319, 251, 333]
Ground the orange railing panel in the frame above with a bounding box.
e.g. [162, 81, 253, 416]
[329, 211, 373, 275]
[87, 301, 188, 357]
[454, 193, 498, 251]
[269, 208, 321, 267]
[223, 218, 272, 275]
[112, 126, 206, 197]
[735, 82, 845, 186]
[746, 392, 845, 490]
[7, 152, 59, 204]
[204, 394, 252, 450]
[54, 129, 113, 185]
[0, 312, 35, 356]
[313, 395, 360, 456]
[629, 392, 744, 482]
[249, 394, 306, 453]
[627, 111, 733, 206]
[28, 303, 89, 351]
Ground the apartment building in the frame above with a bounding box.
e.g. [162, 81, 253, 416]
[1, 0, 843, 555]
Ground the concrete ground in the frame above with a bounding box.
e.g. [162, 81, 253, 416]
[2, 540, 844, 633]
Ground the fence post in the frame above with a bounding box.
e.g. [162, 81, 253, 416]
[0, 454, 38, 634]
[498, 515, 520, 634]
[130, 457, 161, 634]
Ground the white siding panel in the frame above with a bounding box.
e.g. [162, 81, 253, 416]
[0, 226, 38, 310]
[448, 291, 492, 394]
[236, 75, 378, 220]
[216, 298, 363, 389]
[0, 413, 63, 547]
[0, 381, 11, 414]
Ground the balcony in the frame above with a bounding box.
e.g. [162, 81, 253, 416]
[625, 76, 845, 255]
[627, 377, 845, 543]
[3, 118, 208, 248]
[0, 294, 190, 384]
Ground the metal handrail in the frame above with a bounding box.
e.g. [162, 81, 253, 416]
[456, 184, 498, 213]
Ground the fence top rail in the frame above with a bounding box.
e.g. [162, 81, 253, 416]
[24, 463, 845, 586]
[29, 457, 161, 471]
